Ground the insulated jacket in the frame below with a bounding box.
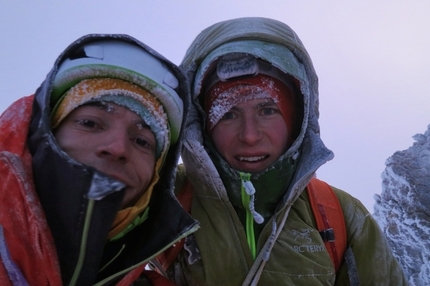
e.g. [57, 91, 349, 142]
[0, 34, 199, 286]
[166, 17, 407, 285]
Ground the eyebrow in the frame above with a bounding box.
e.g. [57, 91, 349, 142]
[85, 101, 151, 130]
[230, 99, 276, 111]
[134, 121, 151, 131]
[84, 101, 113, 111]
[257, 100, 277, 108]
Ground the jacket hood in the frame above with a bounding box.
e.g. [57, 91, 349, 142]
[28, 34, 198, 285]
[181, 17, 333, 209]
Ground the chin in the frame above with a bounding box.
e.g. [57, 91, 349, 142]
[234, 165, 268, 174]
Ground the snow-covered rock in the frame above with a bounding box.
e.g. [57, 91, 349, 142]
[373, 124, 430, 286]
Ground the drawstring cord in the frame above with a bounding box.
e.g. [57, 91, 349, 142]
[240, 172, 264, 260]
[240, 173, 264, 224]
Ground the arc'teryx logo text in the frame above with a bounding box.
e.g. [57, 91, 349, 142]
[291, 228, 325, 253]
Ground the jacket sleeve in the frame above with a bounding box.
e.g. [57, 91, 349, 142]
[333, 187, 408, 285]
[0, 96, 62, 285]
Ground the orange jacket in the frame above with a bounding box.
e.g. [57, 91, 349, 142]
[0, 95, 62, 285]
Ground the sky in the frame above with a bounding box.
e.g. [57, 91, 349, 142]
[1, 1, 429, 211]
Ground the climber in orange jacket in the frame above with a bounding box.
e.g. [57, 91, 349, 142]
[0, 34, 198, 285]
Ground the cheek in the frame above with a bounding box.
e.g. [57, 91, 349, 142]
[135, 155, 156, 185]
[55, 129, 82, 157]
[211, 125, 235, 158]
[269, 121, 289, 152]
[55, 128, 96, 165]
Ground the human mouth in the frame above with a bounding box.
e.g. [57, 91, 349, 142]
[105, 173, 130, 187]
[236, 155, 268, 162]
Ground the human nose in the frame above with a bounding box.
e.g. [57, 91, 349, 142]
[238, 115, 263, 145]
[96, 130, 129, 162]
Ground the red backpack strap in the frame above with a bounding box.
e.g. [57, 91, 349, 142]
[307, 177, 347, 272]
[116, 264, 146, 286]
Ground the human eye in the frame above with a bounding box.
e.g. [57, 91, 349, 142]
[220, 111, 238, 120]
[259, 102, 280, 116]
[76, 119, 100, 129]
[132, 124, 156, 153]
[262, 107, 277, 115]
[134, 137, 153, 150]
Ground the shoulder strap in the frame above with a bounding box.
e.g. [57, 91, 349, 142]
[154, 180, 194, 271]
[306, 177, 347, 272]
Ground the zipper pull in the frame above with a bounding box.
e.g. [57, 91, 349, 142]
[241, 173, 264, 224]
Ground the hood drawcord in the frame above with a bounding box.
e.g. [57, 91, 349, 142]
[240, 173, 264, 224]
[0, 225, 30, 286]
[240, 172, 264, 260]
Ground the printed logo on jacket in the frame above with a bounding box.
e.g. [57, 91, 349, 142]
[290, 228, 325, 253]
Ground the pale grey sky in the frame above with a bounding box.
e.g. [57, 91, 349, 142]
[1, 1, 429, 211]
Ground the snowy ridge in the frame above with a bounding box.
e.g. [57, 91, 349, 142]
[373, 124, 430, 286]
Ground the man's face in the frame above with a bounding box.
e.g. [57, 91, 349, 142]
[54, 102, 156, 209]
[211, 98, 289, 173]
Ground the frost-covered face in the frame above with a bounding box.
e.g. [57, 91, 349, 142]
[54, 102, 156, 208]
[211, 98, 289, 173]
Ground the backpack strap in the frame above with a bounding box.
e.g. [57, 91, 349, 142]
[306, 177, 347, 272]
[154, 179, 194, 271]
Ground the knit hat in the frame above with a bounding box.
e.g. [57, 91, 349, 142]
[203, 53, 298, 146]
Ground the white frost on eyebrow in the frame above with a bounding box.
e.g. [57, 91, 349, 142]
[135, 122, 150, 131]
[105, 102, 116, 113]
[89, 101, 118, 114]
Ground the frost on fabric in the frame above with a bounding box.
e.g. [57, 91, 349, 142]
[208, 77, 281, 128]
[216, 53, 258, 81]
[373, 124, 430, 286]
[88, 172, 125, 200]
[0, 100, 29, 131]
[56, 65, 182, 117]
[0, 97, 33, 153]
